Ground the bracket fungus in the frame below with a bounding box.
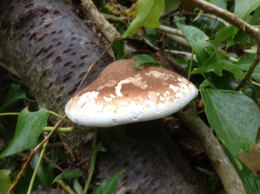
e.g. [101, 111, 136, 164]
[65, 59, 198, 127]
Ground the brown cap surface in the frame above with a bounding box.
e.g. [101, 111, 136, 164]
[65, 59, 198, 127]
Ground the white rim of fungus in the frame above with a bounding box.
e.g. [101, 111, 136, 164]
[65, 84, 198, 127]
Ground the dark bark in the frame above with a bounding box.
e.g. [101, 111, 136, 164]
[0, 0, 210, 193]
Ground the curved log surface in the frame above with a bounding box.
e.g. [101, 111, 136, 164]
[0, 0, 210, 193]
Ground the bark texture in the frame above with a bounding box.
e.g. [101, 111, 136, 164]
[0, 0, 210, 193]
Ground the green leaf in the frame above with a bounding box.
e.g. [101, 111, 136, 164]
[0, 169, 12, 194]
[134, 54, 162, 69]
[0, 84, 26, 112]
[213, 26, 238, 46]
[176, 23, 209, 62]
[73, 179, 83, 194]
[92, 170, 125, 194]
[0, 108, 49, 158]
[31, 152, 53, 187]
[122, 0, 165, 38]
[236, 55, 260, 82]
[192, 48, 244, 80]
[53, 169, 83, 183]
[244, 45, 257, 54]
[112, 39, 126, 59]
[235, 0, 260, 19]
[164, 0, 180, 13]
[201, 89, 260, 156]
[192, 10, 204, 22]
[209, 0, 227, 9]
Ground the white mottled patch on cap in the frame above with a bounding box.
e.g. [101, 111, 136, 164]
[145, 70, 175, 81]
[104, 96, 113, 102]
[97, 80, 117, 91]
[115, 74, 148, 97]
[78, 91, 99, 107]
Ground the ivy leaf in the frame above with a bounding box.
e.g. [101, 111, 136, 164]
[0, 169, 12, 194]
[0, 84, 26, 112]
[92, 170, 125, 194]
[164, 0, 180, 13]
[236, 55, 260, 82]
[0, 108, 49, 158]
[74, 179, 83, 194]
[112, 39, 126, 59]
[212, 26, 238, 46]
[209, 0, 227, 9]
[122, 0, 165, 38]
[134, 54, 162, 69]
[201, 89, 260, 156]
[176, 23, 209, 62]
[53, 169, 83, 183]
[192, 48, 244, 80]
[235, 0, 260, 20]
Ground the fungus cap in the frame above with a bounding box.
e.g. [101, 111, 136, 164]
[65, 59, 198, 127]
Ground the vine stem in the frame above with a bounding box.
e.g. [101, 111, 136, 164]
[83, 132, 98, 194]
[27, 140, 49, 194]
[48, 110, 73, 124]
[237, 46, 260, 90]
[188, 50, 194, 80]
[0, 112, 19, 116]
[56, 180, 76, 194]
[7, 119, 63, 194]
[43, 126, 91, 133]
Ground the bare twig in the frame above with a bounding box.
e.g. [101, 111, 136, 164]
[158, 25, 184, 37]
[80, 0, 135, 57]
[237, 55, 260, 90]
[164, 49, 193, 58]
[173, 11, 230, 27]
[165, 33, 191, 48]
[8, 119, 63, 194]
[76, 41, 113, 93]
[177, 108, 246, 194]
[186, 0, 259, 38]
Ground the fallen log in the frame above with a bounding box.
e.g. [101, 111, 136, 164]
[0, 0, 209, 193]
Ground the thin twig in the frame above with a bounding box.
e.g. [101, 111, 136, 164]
[48, 110, 73, 124]
[83, 132, 98, 194]
[187, 0, 259, 38]
[158, 25, 184, 37]
[76, 42, 113, 93]
[164, 49, 193, 58]
[237, 47, 260, 90]
[172, 11, 230, 27]
[43, 155, 64, 172]
[7, 119, 63, 194]
[27, 140, 48, 194]
[165, 33, 190, 48]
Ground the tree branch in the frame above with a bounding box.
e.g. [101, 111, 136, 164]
[177, 109, 246, 194]
[186, 0, 259, 38]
